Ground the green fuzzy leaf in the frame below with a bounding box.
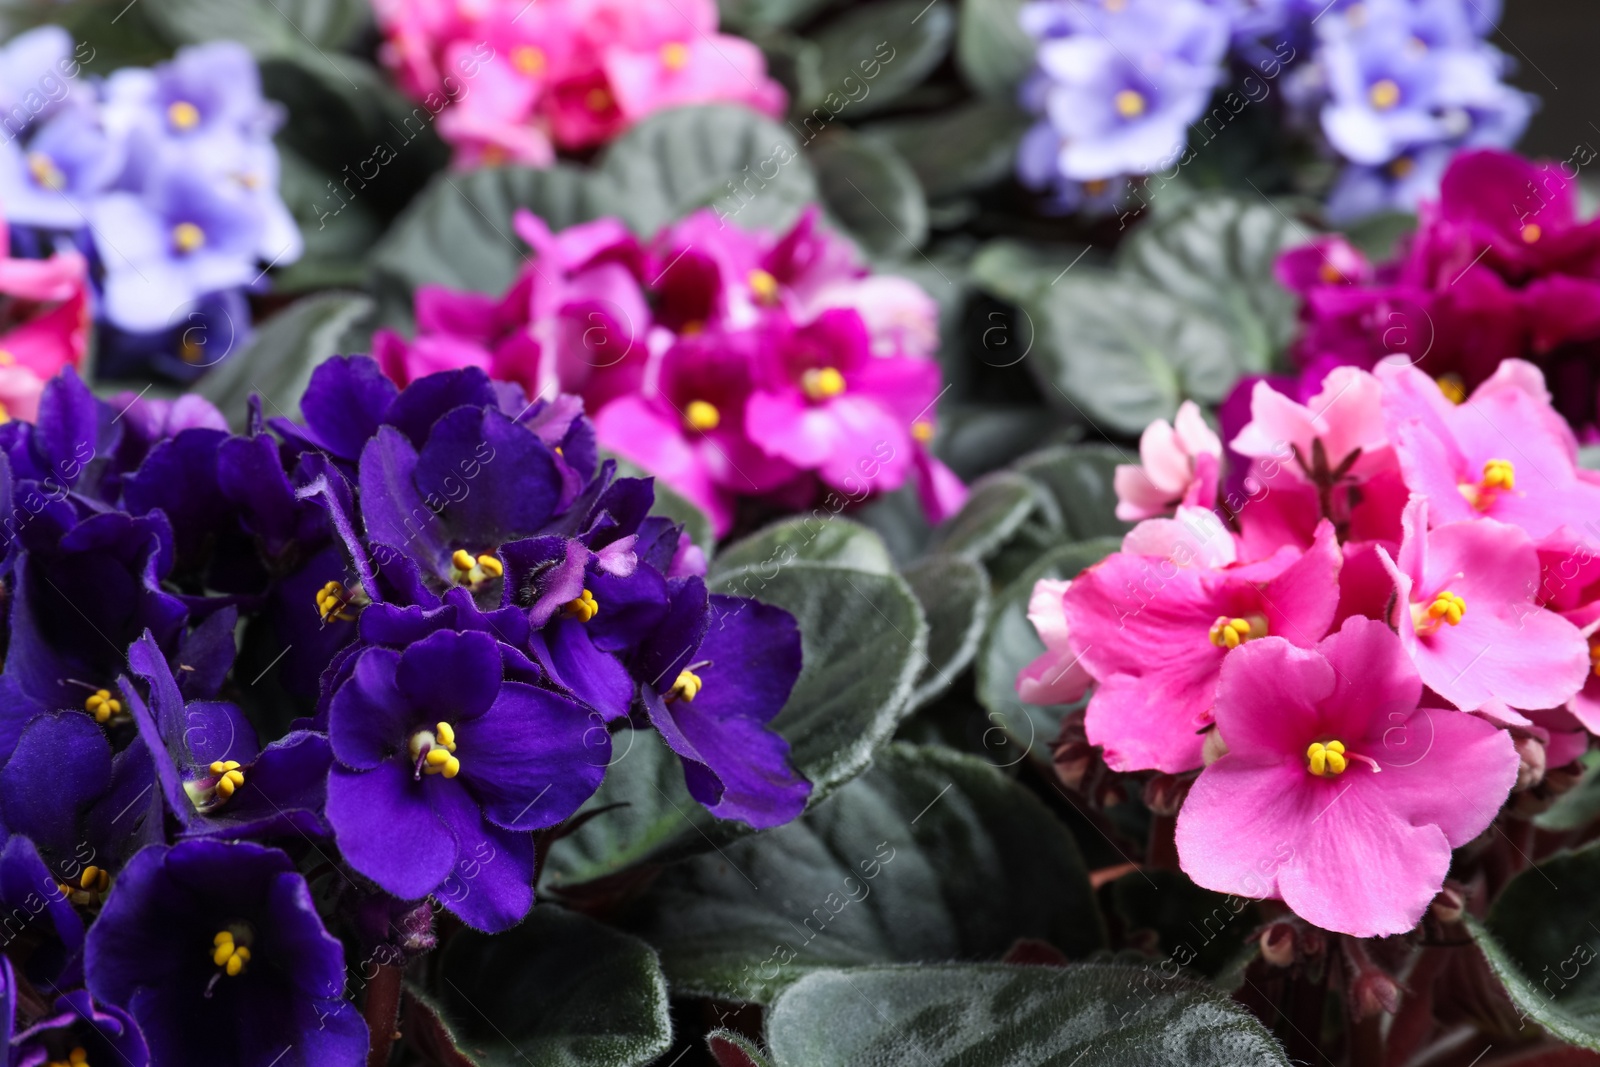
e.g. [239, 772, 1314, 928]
[809, 132, 929, 257]
[863, 100, 1031, 201]
[1116, 194, 1305, 372]
[1535, 750, 1600, 832]
[763, 963, 1292, 1065]
[903, 554, 991, 708]
[974, 538, 1119, 766]
[193, 292, 372, 430]
[807, 0, 955, 120]
[1012, 445, 1132, 543]
[142, 0, 368, 53]
[435, 906, 672, 1067]
[708, 1030, 775, 1067]
[625, 744, 1104, 1004]
[1468, 842, 1600, 1049]
[717, 0, 847, 32]
[956, 0, 1035, 99]
[929, 472, 1045, 562]
[597, 104, 817, 236]
[1107, 868, 1260, 980]
[710, 516, 895, 582]
[969, 238, 1097, 306]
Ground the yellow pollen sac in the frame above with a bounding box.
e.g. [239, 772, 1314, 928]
[26, 152, 65, 191]
[660, 41, 691, 70]
[1306, 740, 1348, 777]
[684, 399, 721, 432]
[435, 721, 457, 753]
[564, 588, 599, 622]
[1113, 89, 1146, 118]
[78, 865, 109, 894]
[1388, 155, 1415, 179]
[1208, 616, 1258, 650]
[85, 689, 122, 724]
[1369, 78, 1402, 110]
[316, 580, 369, 623]
[172, 222, 205, 254]
[424, 747, 462, 778]
[1318, 261, 1346, 284]
[1589, 640, 1600, 678]
[667, 668, 703, 703]
[1435, 374, 1466, 405]
[45, 1046, 88, 1067]
[586, 87, 612, 112]
[1426, 590, 1466, 626]
[451, 550, 504, 587]
[802, 367, 846, 402]
[167, 100, 201, 130]
[1482, 458, 1514, 490]
[748, 268, 780, 305]
[512, 45, 547, 76]
[911, 420, 934, 443]
[210, 760, 246, 799]
[212, 928, 253, 976]
[1521, 223, 1543, 244]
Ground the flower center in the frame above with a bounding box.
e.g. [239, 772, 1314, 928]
[1208, 614, 1266, 650]
[1369, 78, 1401, 110]
[1459, 458, 1514, 510]
[211, 924, 254, 978]
[564, 588, 599, 622]
[660, 41, 690, 70]
[1521, 223, 1542, 244]
[1435, 374, 1465, 405]
[1114, 89, 1146, 118]
[167, 100, 201, 130]
[512, 45, 546, 76]
[172, 222, 206, 254]
[1306, 739, 1382, 777]
[27, 151, 65, 191]
[912, 420, 934, 443]
[667, 668, 703, 703]
[451, 549, 504, 588]
[56, 864, 110, 907]
[409, 722, 461, 779]
[45, 1047, 88, 1067]
[748, 268, 779, 305]
[316, 580, 369, 623]
[1412, 590, 1465, 633]
[684, 400, 720, 432]
[802, 367, 846, 402]
[85, 688, 122, 724]
[586, 87, 612, 112]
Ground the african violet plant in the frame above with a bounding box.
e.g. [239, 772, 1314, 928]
[1, 0, 1598, 1063]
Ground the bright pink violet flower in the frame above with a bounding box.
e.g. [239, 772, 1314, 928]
[1113, 400, 1222, 522]
[0, 217, 90, 422]
[1378, 496, 1588, 712]
[1061, 511, 1342, 773]
[1016, 578, 1092, 706]
[1175, 616, 1518, 937]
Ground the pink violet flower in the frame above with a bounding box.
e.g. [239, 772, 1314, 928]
[1175, 615, 1518, 937]
[1113, 400, 1222, 522]
[1379, 496, 1588, 712]
[1016, 578, 1093, 707]
[0, 215, 90, 422]
[1059, 510, 1342, 773]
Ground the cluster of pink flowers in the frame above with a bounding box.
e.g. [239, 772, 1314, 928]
[1020, 358, 1600, 936]
[1274, 148, 1600, 434]
[373, 0, 786, 168]
[376, 207, 966, 534]
[0, 208, 89, 421]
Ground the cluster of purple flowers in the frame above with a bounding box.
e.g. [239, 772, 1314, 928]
[0, 357, 807, 1065]
[1016, 0, 1533, 218]
[0, 28, 299, 377]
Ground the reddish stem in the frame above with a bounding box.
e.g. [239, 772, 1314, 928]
[365, 963, 404, 1067]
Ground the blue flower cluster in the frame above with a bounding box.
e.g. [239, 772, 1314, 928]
[0, 360, 809, 1065]
[0, 28, 299, 371]
[1015, 0, 1534, 218]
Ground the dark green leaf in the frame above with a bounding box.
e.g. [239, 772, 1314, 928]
[710, 516, 894, 582]
[1340, 210, 1416, 262]
[1469, 843, 1600, 1049]
[194, 293, 372, 429]
[863, 100, 1031, 201]
[1536, 751, 1600, 832]
[903, 554, 990, 708]
[142, 0, 368, 53]
[597, 105, 817, 236]
[1108, 869, 1259, 979]
[1028, 270, 1240, 436]
[1013, 445, 1132, 542]
[625, 744, 1104, 1004]
[929, 472, 1044, 562]
[764, 963, 1292, 1065]
[273, 146, 381, 293]
[1, 0, 170, 68]
[1116, 194, 1304, 372]
[807, 0, 955, 119]
[955, 0, 1034, 99]
[809, 132, 928, 257]
[718, 0, 847, 32]
[974, 539, 1119, 765]
[436, 906, 672, 1067]
[969, 238, 1096, 306]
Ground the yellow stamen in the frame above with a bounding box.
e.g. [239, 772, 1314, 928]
[1082, 178, 1109, 196]
[167, 100, 201, 130]
[1369, 78, 1401, 110]
[1589, 639, 1600, 678]
[172, 222, 205, 254]
[1521, 223, 1542, 244]
[78, 865, 108, 893]
[210, 926, 253, 977]
[1461, 458, 1514, 509]
[1436, 374, 1465, 405]
[436, 721, 457, 752]
[1388, 155, 1415, 179]
[680, 320, 704, 337]
[46, 1048, 89, 1067]
[316, 580, 368, 623]
[1113, 89, 1146, 118]
[0, 349, 13, 365]
[512, 45, 546, 76]
[26, 152, 65, 191]
[564, 588, 598, 622]
[660, 41, 691, 70]
[85, 689, 122, 724]
[411, 725, 462, 778]
[1306, 739, 1348, 776]
[748, 268, 780, 305]
[209, 759, 245, 799]
[1318, 261, 1346, 284]
[586, 87, 612, 112]
[1208, 615, 1263, 650]
[667, 668, 702, 703]
[685, 400, 720, 432]
[801, 367, 846, 402]
[451, 550, 503, 587]
[1426, 590, 1465, 626]
[911, 420, 934, 443]
[475, 553, 503, 578]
